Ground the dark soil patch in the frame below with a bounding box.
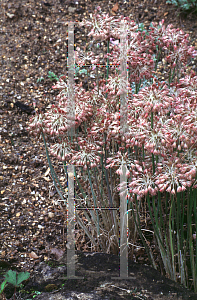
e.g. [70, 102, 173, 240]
[2, 250, 197, 300]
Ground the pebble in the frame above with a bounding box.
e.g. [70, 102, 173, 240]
[38, 225, 44, 229]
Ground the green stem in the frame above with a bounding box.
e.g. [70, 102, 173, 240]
[169, 195, 176, 281]
[155, 48, 161, 71]
[151, 111, 155, 174]
[193, 188, 197, 291]
[96, 66, 99, 95]
[147, 193, 174, 278]
[105, 39, 110, 99]
[131, 195, 157, 269]
[87, 164, 102, 250]
[42, 132, 66, 199]
[41, 132, 100, 251]
[73, 168, 87, 200]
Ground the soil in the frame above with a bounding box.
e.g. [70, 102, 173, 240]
[0, 0, 197, 299]
[2, 250, 197, 300]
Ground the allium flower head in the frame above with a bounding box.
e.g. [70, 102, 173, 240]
[155, 155, 192, 194]
[148, 21, 197, 69]
[70, 136, 102, 169]
[28, 112, 45, 138]
[79, 6, 114, 41]
[132, 82, 172, 116]
[106, 151, 140, 179]
[128, 162, 157, 199]
[79, 6, 137, 41]
[50, 139, 73, 162]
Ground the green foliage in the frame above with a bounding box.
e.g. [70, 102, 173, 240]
[76, 67, 88, 76]
[0, 280, 7, 294]
[0, 270, 30, 300]
[48, 71, 65, 82]
[32, 290, 42, 298]
[37, 77, 44, 83]
[166, 0, 197, 12]
[4, 270, 30, 287]
[136, 23, 149, 37]
[48, 71, 59, 81]
[47, 66, 88, 84]
[69, 64, 88, 77]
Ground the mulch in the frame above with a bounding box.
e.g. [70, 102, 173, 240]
[0, 0, 197, 287]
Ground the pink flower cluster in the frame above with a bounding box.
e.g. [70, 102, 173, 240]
[28, 9, 197, 200]
[147, 20, 197, 71]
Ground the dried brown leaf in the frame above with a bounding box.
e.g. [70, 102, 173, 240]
[29, 251, 39, 259]
[111, 3, 119, 13]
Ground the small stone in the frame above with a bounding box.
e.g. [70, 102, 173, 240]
[48, 212, 54, 218]
[68, 6, 76, 13]
[38, 224, 44, 229]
